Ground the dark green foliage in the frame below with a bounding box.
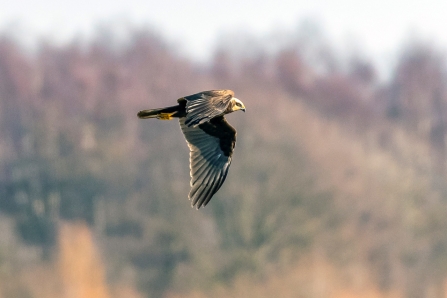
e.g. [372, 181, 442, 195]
[105, 220, 143, 238]
[16, 215, 56, 246]
[58, 175, 104, 223]
[132, 230, 190, 296]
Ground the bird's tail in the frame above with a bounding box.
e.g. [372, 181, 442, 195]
[137, 105, 180, 120]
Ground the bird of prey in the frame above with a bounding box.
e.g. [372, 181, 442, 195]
[138, 90, 246, 209]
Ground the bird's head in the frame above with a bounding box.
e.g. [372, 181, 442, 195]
[231, 97, 246, 113]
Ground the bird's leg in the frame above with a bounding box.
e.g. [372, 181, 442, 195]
[157, 113, 175, 120]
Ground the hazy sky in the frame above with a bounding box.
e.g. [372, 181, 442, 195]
[2, 0, 447, 64]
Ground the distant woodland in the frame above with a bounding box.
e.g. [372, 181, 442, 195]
[0, 24, 447, 297]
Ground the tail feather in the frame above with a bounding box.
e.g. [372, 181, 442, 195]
[137, 105, 180, 119]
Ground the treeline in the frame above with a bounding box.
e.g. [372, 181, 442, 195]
[0, 25, 447, 297]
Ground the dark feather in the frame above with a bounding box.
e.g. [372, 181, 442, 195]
[179, 116, 236, 208]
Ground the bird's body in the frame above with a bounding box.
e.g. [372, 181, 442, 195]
[138, 90, 245, 209]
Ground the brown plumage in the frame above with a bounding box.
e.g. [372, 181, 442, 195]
[138, 90, 246, 209]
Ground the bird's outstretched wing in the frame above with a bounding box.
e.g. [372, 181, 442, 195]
[179, 115, 236, 208]
[182, 90, 234, 127]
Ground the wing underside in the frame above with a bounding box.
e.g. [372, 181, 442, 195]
[179, 116, 236, 208]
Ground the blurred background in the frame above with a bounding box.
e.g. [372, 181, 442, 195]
[1, 0, 447, 297]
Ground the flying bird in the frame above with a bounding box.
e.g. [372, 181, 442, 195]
[138, 90, 246, 209]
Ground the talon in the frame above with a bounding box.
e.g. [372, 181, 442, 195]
[158, 113, 174, 120]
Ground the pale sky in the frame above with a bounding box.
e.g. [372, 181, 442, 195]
[2, 0, 447, 67]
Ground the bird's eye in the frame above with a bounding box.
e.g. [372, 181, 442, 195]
[236, 103, 241, 107]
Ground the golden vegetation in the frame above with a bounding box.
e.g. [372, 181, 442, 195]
[58, 221, 110, 298]
[166, 255, 402, 298]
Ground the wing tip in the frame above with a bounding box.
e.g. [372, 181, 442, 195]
[188, 194, 201, 210]
[191, 201, 203, 210]
[189, 191, 209, 210]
